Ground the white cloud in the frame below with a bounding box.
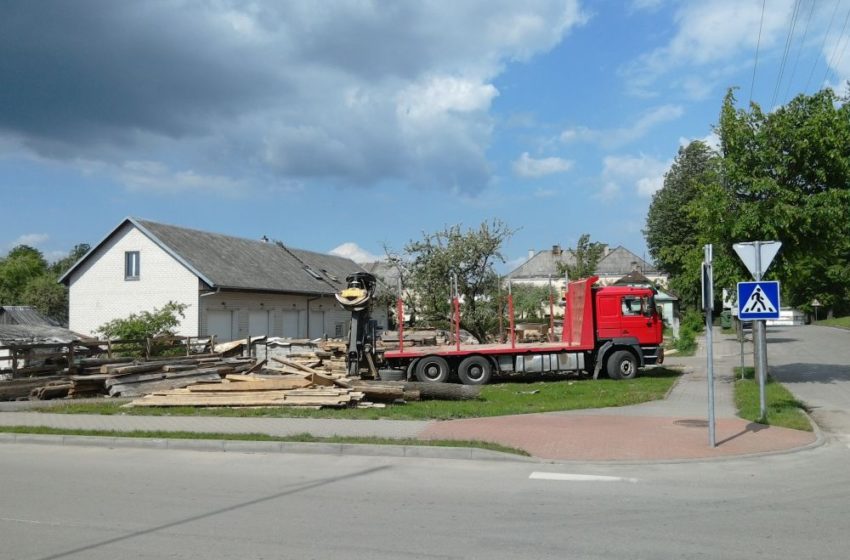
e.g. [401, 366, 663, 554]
[601, 154, 671, 198]
[513, 152, 573, 178]
[1, 1, 586, 195]
[8, 233, 49, 248]
[330, 242, 383, 264]
[622, 0, 794, 97]
[76, 159, 245, 196]
[678, 131, 720, 151]
[560, 104, 684, 148]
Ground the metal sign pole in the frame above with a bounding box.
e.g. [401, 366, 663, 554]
[704, 244, 716, 448]
[754, 242, 767, 420]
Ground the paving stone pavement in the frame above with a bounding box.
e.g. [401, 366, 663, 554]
[0, 328, 820, 462]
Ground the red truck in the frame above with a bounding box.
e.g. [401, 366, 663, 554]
[337, 273, 664, 385]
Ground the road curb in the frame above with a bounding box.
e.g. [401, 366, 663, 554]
[0, 432, 535, 463]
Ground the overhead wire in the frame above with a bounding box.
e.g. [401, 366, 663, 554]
[771, 0, 803, 109]
[821, 1, 850, 86]
[749, 0, 767, 106]
[783, 0, 816, 103]
[805, 0, 842, 93]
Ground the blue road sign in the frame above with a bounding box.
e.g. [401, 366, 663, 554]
[737, 281, 780, 320]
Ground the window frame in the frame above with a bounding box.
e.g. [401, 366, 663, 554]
[124, 251, 140, 281]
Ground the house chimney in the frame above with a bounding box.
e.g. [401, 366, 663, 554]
[552, 244, 561, 256]
[603, 244, 611, 256]
[528, 249, 535, 260]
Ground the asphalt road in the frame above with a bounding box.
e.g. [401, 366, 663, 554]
[767, 325, 850, 435]
[2, 441, 849, 560]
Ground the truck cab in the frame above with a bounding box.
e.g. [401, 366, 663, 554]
[590, 284, 665, 378]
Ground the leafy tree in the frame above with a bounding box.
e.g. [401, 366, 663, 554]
[718, 88, 850, 316]
[399, 220, 514, 342]
[50, 243, 90, 276]
[510, 284, 550, 321]
[556, 234, 604, 280]
[95, 301, 188, 340]
[0, 245, 48, 304]
[20, 275, 68, 324]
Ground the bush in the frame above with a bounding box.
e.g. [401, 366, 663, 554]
[672, 309, 705, 354]
[95, 302, 188, 356]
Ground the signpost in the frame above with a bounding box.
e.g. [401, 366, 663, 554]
[702, 244, 715, 448]
[733, 241, 782, 421]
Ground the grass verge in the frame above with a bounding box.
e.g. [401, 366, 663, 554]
[40, 367, 681, 421]
[0, 426, 529, 456]
[815, 316, 850, 330]
[733, 367, 811, 431]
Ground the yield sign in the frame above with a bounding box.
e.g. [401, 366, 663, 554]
[733, 241, 781, 279]
[738, 281, 781, 320]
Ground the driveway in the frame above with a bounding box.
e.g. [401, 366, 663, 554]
[767, 325, 850, 435]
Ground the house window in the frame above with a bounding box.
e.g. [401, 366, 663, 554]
[125, 251, 140, 280]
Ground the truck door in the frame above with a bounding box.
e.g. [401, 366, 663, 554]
[619, 295, 659, 345]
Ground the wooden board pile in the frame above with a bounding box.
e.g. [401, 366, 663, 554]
[99, 356, 256, 397]
[126, 373, 379, 409]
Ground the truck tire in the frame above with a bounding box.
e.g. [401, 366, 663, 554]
[606, 350, 637, 380]
[457, 355, 492, 385]
[415, 356, 450, 383]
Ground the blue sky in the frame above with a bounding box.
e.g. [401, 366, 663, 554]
[2, 0, 848, 272]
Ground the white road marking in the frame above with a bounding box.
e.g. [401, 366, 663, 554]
[529, 472, 638, 483]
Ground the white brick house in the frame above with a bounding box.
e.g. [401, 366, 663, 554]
[59, 218, 385, 341]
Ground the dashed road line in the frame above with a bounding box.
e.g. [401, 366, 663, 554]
[529, 472, 638, 483]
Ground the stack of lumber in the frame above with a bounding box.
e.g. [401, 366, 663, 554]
[101, 357, 255, 397]
[125, 373, 375, 408]
[0, 376, 63, 401]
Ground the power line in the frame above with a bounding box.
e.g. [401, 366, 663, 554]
[822, 1, 850, 86]
[749, 0, 767, 106]
[771, 0, 802, 109]
[784, 0, 816, 103]
[805, 0, 842, 93]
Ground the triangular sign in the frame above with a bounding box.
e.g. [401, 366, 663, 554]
[733, 241, 781, 279]
[741, 285, 777, 314]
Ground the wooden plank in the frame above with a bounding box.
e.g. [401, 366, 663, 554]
[270, 357, 323, 375]
[187, 379, 312, 392]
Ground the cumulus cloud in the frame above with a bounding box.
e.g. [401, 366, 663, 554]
[622, 0, 795, 97]
[513, 152, 573, 178]
[678, 131, 720, 151]
[8, 233, 49, 248]
[0, 1, 585, 194]
[330, 242, 383, 264]
[601, 154, 671, 198]
[560, 104, 683, 148]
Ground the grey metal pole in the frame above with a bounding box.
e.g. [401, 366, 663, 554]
[754, 241, 767, 420]
[705, 245, 716, 448]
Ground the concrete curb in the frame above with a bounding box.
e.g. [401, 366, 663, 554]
[0, 432, 535, 463]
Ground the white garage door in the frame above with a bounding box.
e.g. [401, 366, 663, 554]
[248, 310, 270, 336]
[282, 310, 299, 338]
[308, 311, 325, 339]
[207, 310, 233, 342]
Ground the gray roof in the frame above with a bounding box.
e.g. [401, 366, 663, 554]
[506, 245, 659, 279]
[0, 324, 84, 344]
[0, 306, 61, 327]
[61, 217, 364, 295]
[506, 249, 576, 280]
[595, 246, 659, 275]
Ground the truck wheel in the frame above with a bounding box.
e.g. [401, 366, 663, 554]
[457, 356, 492, 385]
[606, 350, 637, 380]
[415, 356, 450, 383]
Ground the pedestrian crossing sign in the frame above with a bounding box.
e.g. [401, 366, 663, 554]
[737, 281, 780, 320]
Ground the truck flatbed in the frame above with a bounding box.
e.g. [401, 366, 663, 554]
[383, 340, 589, 359]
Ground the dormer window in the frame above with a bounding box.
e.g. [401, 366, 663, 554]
[303, 265, 323, 280]
[125, 251, 140, 280]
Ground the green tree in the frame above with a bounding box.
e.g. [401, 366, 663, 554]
[718, 88, 850, 316]
[556, 234, 604, 280]
[400, 220, 514, 342]
[20, 275, 68, 324]
[95, 301, 188, 340]
[0, 245, 48, 304]
[510, 284, 550, 321]
[644, 141, 731, 308]
[50, 243, 90, 276]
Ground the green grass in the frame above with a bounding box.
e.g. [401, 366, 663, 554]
[41, 368, 681, 421]
[815, 316, 850, 329]
[0, 426, 529, 456]
[733, 367, 811, 431]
